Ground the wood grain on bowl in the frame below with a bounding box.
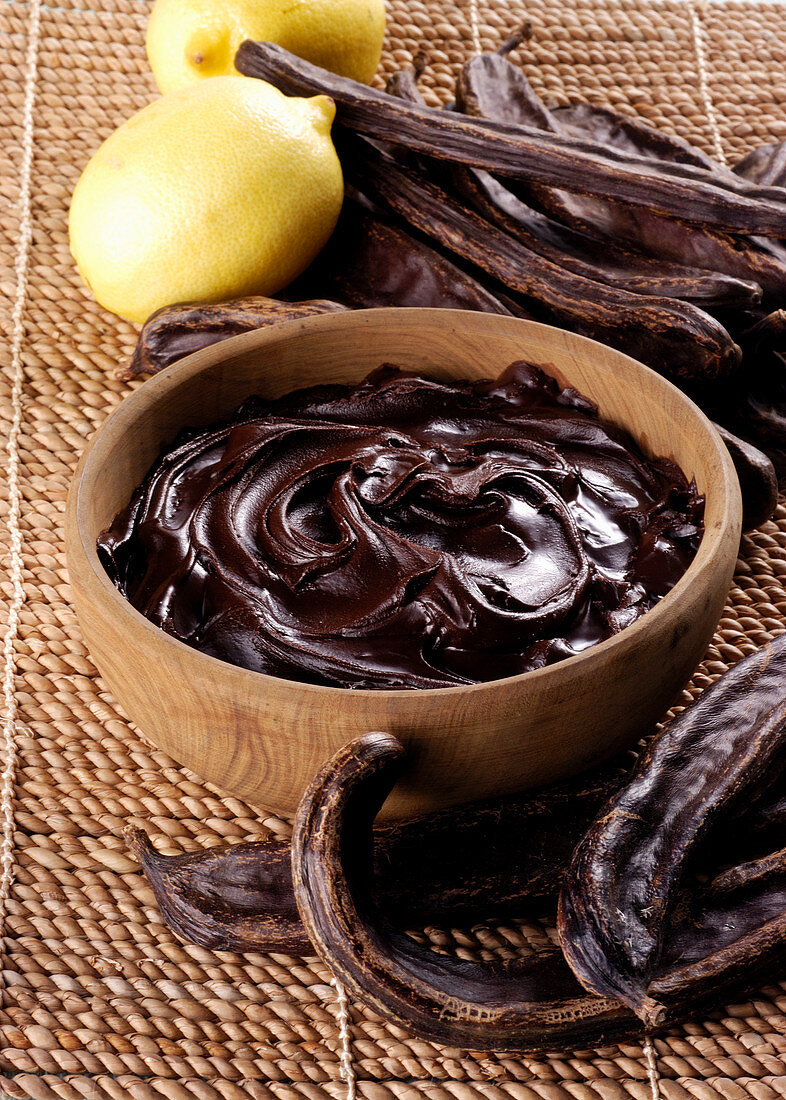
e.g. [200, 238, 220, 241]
[66, 309, 742, 818]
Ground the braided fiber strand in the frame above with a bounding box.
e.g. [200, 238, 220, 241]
[1, 0, 41, 922]
[686, 0, 727, 165]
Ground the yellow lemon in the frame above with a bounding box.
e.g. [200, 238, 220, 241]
[68, 76, 343, 323]
[146, 0, 386, 94]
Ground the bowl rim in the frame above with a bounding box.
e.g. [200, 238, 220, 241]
[68, 307, 742, 699]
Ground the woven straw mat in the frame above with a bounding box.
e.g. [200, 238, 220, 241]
[4, 0, 786, 1097]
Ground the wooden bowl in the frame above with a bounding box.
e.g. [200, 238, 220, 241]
[66, 308, 741, 818]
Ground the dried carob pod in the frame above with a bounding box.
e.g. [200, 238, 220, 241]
[449, 168, 761, 309]
[125, 297, 348, 379]
[234, 40, 786, 236]
[291, 732, 635, 1052]
[559, 632, 786, 1029]
[288, 198, 514, 316]
[455, 49, 786, 305]
[385, 55, 758, 311]
[690, 312, 786, 480]
[384, 52, 429, 102]
[132, 647, 786, 1051]
[734, 142, 786, 188]
[126, 828, 307, 952]
[127, 762, 624, 954]
[291, 712, 786, 1050]
[339, 134, 741, 379]
[711, 422, 778, 530]
[549, 105, 786, 287]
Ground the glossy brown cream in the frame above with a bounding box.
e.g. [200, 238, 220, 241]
[98, 361, 703, 690]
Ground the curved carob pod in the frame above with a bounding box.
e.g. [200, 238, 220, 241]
[339, 134, 741, 380]
[234, 40, 786, 236]
[455, 49, 786, 305]
[558, 632, 786, 1029]
[127, 762, 624, 954]
[125, 298, 348, 379]
[291, 732, 636, 1052]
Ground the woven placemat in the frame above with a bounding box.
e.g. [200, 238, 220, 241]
[3, 0, 786, 1097]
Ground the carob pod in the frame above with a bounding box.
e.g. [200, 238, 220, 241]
[233, 40, 786, 236]
[711, 422, 778, 530]
[339, 133, 741, 379]
[384, 62, 760, 310]
[449, 167, 761, 309]
[648, 842, 786, 1017]
[734, 142, 786, 188]
[130, 645, 786, 1050]
[126, 733, 786, 959]
[690, 311, 786, 484]
[550, 104, 786, 289]
[287, 198, 514, 316]
[126, 761, 624, 954]
[291, 699, 786, 1050]
[291, 732, 636, 1052]
[559, 632, 786, 1029]
[384, 52, 429, 103]
[455, 46, 786, 305]
[125, 298, 348, 379]
[126, 828, 307, 953]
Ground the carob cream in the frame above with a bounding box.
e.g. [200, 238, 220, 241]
[98, 361, 703, 688]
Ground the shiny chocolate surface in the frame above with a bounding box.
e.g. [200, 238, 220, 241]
[98, 362, 703, 688]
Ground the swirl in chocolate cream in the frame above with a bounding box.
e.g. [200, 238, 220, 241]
[98, 362, 703, 689]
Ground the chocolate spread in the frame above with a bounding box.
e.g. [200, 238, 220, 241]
[98, 362, 703, 689]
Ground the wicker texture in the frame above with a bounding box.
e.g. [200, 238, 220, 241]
[3, 0, 786, 1096]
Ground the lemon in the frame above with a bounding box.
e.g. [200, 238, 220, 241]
[68, 76, 343, 324]
[146, 0, 386, 94]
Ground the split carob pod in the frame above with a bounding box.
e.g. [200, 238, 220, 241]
[291, 732, 636, 1052]
[651, 839, 786, 1012]
[559, 632, 786, 1029]
[125, 298, 347, 379]
[455, 42, 786, 305]
[126, 762, 624, 955]
[384, 63, 761, 311]
[339, 133, 741, 379]
[233, 40, 786, 236]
